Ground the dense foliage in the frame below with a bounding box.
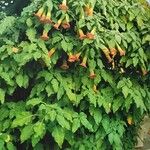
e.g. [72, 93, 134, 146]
[0, 0, 150, 149]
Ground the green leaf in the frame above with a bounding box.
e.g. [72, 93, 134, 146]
[51, 79, 59, 93]
[52, 126, 65, 148]
[80, 113, 93, 131]
[108, 132, 114, 144]
[112, 98, 123, 113]
[57, 86, 65, 100]
[72, 118, 80, 133]
[26, 98, 42, 107]
[2, 119, 11, 131]
[127, 22, 133, 31]
[61, 40, 68, 52]
[6, 142, 16, 150]
[56, 115, 70, 130]
[26, 18, 33, 27]
[0, 16, 15, 35]
[20, 125, 33, 142]
[0, 139, 4, 150]
[66, 90, 76, 103]
[45, 85, 54, 97]
[16, 74, 24, 87]
[133, 57, 138, 67]
[92, 109, 102, 125]
[102, 116, 110, 133]
[26, 28, 36, 42]
[33, 122, 46, 139]
[0, 88, 5, 104]
[122, 86, 129, 98]
[115, 34, 121, 44]
[11, 112, 32, 128]
[0, 72, 14, 86]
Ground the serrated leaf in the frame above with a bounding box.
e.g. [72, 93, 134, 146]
[102, 116, 110, 133]
[56, 115, 70, 130]
[80, 113, 93, 131]
[0, 139, 4, 150]
[26, 28, 36, 42]
[26, 98, 42, 107]
[45, 85, 54, 97]
[33, 122, 46, 139]
[6, 142, 16, 150]
[51, 79, 59, 93]
[16, 74, 24, 87]
[115, 34, 121, 44]
[0, 88, 5, 104]
[92, 109, 102, 125]
[11, 112, 32, 128]
[122, 86, 129, 98]
[72, 118, 80, 133]
[57, 86, 65, 100]
[112, 98, 123, 113]
[26, 18, 33, 27]
[52, 126, 65, 148]
[20, 125, 33, 142]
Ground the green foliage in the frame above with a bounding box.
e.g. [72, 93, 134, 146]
[0, 0, 150, 149]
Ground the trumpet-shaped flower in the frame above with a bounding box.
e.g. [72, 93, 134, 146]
[59, 0, 68, 11]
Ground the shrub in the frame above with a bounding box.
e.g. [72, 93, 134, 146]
[0, 0, 150, 149]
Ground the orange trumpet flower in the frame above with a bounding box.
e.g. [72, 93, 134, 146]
[78, 29, 86, 40]
[75, 52, 81, 61]
[85, 4, 93, 16]
[110, 48, 117, 58]
[80, 56, 87, 68]
[12, 47, 19, 53]
[68, 54, 76, 62]
[116, 44, 126, 56]
[86, 27, 96, 40]
[101, 48, 112, 63]
[40, 30, 49, 41]
[53, 15, 64, 30]
[60, 60, 69, 70]
[48, 48, 56, 58]
[89, 70, 96, 79]
[34, 7, 44, 19]
[59, 0, 68, 11]
[45, 11, 52, 24]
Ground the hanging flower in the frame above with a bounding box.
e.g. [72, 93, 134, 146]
[84, 4, 93, 16]
[45, 10, 52, 24]
[89, 70, 96, 79]
[78, 29, 86, 40]
[40, 30, 49, 41]
[34, 7, 44, 19]
[110, 48, 117, 58]
[93, 84, 98, 93]
[116, 44, 126, 56]
[86, 27, 96, 40]
[62, 14, 70, 29]
[53, 15, 64, 30]
[48, 48, 56, 58]
[12, 47, 19, 53]
[112, 61, 115, 69]
[60, 60, 69, 70]
[39, 13, 47, 23]
[75, 52, 81, 61]
[80, 56, 87, 68]
[68, 53, 76, 62]
[141, 67, 148, 76]
[127, 116, 133, 125]
[59, 0, 68, 11]
[101, 48, 112, 63]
